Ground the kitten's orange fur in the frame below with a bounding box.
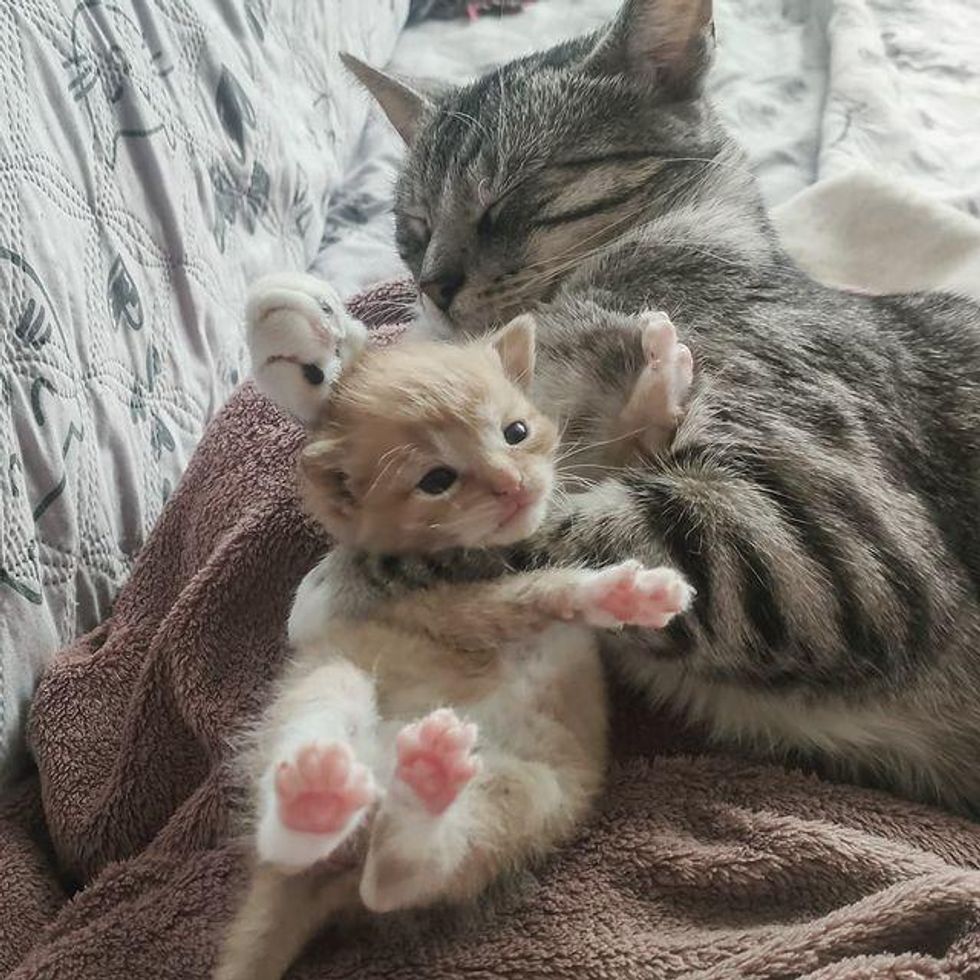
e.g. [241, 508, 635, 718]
[299, 323, 557, 553]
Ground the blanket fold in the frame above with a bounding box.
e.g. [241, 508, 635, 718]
[2, 284, 979, 979]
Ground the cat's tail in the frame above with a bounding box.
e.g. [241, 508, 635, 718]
[214, 861, 360, 980]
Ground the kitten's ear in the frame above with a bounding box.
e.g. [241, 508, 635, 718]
[583, 0, 714, 99]
[490, 314, 536, 391]
[299, 438, 359, 541]
[341, 53, 430, 143]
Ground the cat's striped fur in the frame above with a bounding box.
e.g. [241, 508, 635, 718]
[347, 0, 980, 812]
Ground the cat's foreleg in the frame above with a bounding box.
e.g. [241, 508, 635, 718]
[246, 272, 367, 423]
[255, 659, 379, 871]
[359, 707, 602, 913]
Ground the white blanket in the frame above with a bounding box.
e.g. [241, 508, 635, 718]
[311, 0, 980, 298]
[0, 0, 409, 779]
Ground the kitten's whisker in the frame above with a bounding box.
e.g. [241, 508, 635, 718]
[555, 427, 646, 464]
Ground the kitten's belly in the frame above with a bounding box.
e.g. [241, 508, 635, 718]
[465, 624, 603, 750]
[373, 623, 605, 757]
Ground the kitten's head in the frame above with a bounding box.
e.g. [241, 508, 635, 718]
[299, 316, 559, 554]
[344, 0, 723, 333]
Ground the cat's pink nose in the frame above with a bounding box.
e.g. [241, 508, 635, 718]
[489, 469, 525, 498]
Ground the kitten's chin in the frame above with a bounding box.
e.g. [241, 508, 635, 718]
[482, 497, 549, 548]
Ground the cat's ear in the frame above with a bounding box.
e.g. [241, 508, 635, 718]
[583, 0, 714, 99]
[299, 438, 360, 541]
[490, 314, 536, 390]
[341, 53, 430, 143]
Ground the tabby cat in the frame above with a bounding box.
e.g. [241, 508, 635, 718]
[342, 0, 980, 814]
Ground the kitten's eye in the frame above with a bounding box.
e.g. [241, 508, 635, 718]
[417, 466, 458, 495]
[503, 420, 528, 445]
[477, 209, 494, 239]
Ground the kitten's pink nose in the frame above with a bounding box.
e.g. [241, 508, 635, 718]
[489, 468, 526, 498]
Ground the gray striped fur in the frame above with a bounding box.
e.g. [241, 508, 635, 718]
[352, 0, 980, 813]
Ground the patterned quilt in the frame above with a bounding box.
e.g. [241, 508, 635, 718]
[0, 0, 409, 779]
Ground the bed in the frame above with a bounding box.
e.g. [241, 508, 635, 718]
[1, 1, 980, 976]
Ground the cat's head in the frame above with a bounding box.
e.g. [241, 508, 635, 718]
[344, 0, 723, 333]
[299, 316, 559, 554]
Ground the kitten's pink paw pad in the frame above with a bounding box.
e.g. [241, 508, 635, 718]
[274, 742, 375, 835]
[579, 561, 694, 629]
[395, 709, 480, 816]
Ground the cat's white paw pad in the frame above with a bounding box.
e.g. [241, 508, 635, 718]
[394, 709, 480, 816]
[577, 561, 694, 629]
[245, 272, 367, 423]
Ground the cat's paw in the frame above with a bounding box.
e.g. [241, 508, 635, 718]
[619, 311, 693, 453]
[275, 742, 375, 833]
[394, 709, 480, 816]
[245, 272, 368, 423]
[575, 560, 694, 629]
[256, 741, 375, 870]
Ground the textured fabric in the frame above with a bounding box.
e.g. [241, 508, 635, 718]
[1, 281, 980, 979]
[0, 0, 409, 779]
[312, 0, 980, 296]
[773, 170, 980, 299]
[409, 0, 533, 21]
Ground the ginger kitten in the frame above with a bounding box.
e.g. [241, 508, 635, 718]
[215, 274, 694, 980]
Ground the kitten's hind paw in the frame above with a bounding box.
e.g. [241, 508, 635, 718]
[276, 742, 375, 833]
[394, 709, 480, 816]
[257, 741, 375, 870]
[619, 311, 693, 454]
[576, 561, 694, 630]
[246, 272, 368, 423]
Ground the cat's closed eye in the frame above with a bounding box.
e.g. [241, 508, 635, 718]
[405, 214, 431, 245]
[504, 420, 528, 445]
[417, 466, 457, 495]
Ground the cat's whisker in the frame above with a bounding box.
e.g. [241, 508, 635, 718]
[555, 427, 646, 465]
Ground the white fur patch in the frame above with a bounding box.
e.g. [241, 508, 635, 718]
[245, 272, 368, 423]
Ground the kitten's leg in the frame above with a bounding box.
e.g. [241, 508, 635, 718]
[617, 311, 693, 454]
[373, 562, 693, 649]
[214, 862, 360, 980]
[256, 659, 378, 871]
[245, 271, 367, 423]
[360, 709, 601, 913]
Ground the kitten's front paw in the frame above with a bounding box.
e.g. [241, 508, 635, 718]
[246, 272, 368, 423]
[394, 709, 480, 816]
[576, 561, 694, 629]
[257, 741, 376, 870]
[619, 311, 693, 453]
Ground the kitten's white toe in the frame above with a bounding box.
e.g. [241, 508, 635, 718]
[245, 272, 368, 423]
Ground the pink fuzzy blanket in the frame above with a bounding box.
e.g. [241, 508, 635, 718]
[2, 283, 979, 979]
